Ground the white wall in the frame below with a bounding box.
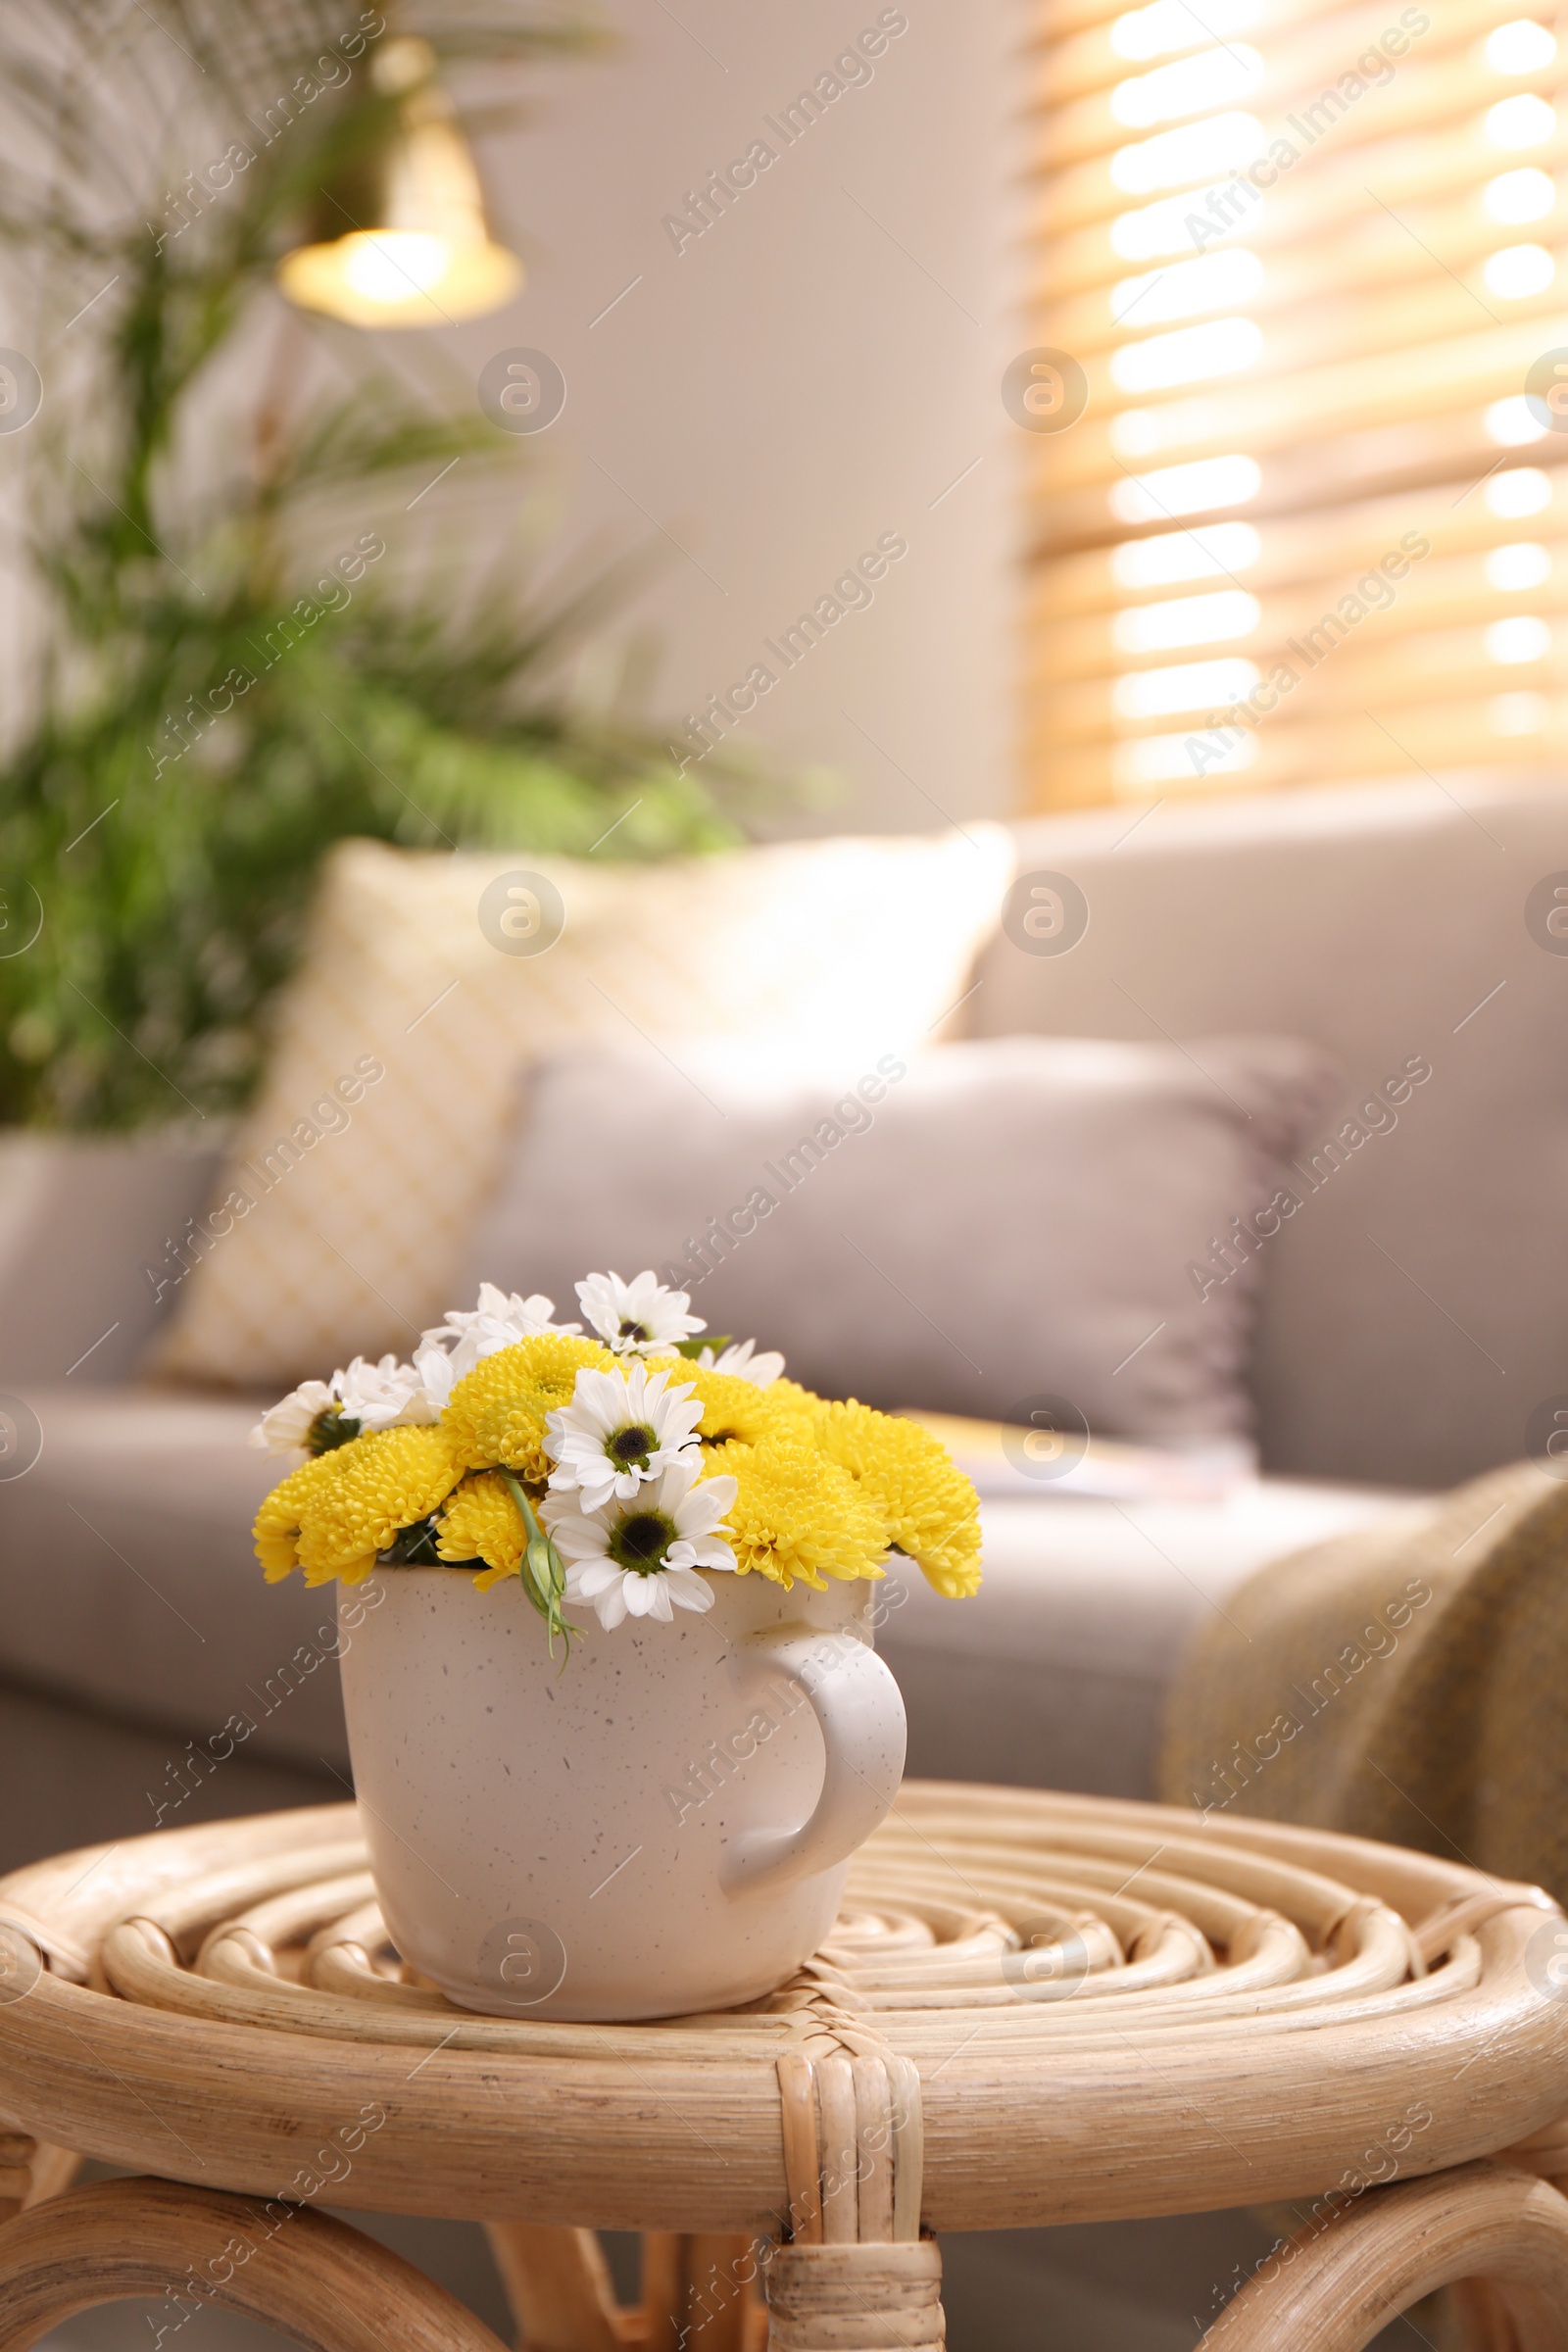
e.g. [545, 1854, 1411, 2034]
[459, 0, 1024, 834]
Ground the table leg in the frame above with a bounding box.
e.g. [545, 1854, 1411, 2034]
[0, 2135, 78, 2229]
[0, 2176, 509, 2352]
[484, 2224, 629, 2351]
[764, 2032, 939, 2347]
[641, 2232, 760, 2352]
[762, 2241, 944, 2352]
[484, 2225, 763, 2352]
[1449, 2277, 1525, 2352]
[1206, 2162, 1568, 2351]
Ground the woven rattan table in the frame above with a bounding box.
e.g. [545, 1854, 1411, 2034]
[1, 1784, 1568, 2352]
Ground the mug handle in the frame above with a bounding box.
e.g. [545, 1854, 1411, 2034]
[719, 1619, 907, 1897]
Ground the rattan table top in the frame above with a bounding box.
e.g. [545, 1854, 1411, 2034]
[0, 1783, 1564, 2234]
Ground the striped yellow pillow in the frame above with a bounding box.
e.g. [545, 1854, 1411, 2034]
[149, 826, 1014, 1387]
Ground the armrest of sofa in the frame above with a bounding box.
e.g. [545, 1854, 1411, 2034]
[0, 1131, 223, 1385]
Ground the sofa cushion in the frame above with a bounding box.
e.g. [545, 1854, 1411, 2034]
[0, 1134, 221, 1385]
[880, 1479, 1424, 1799]
[0, 1387, 1410, 1807]
[0, 1387, 350, 1784]
[464, 1033, 1338, 1438]
[978, 779, 1568, 1487]
[147, 827, 1014, 1389]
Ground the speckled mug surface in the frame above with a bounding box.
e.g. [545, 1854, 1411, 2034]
[337, 1568, 907, 2021]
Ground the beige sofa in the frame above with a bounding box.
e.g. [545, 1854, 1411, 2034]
[2, 772, 1565, 1864]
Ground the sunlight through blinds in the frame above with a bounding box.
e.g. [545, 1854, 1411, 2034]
[1024, 0, 1568, 805]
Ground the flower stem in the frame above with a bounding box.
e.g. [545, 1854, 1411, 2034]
[501, 1471, 576, 1664]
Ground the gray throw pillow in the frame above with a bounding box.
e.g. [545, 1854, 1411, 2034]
[462, 1035, 1338, 1441]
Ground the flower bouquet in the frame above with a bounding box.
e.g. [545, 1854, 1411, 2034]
[252, 1268, 981, 1636]
[250, 1270, 980, 2020]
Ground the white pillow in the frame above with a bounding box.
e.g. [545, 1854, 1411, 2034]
[149, 827, 1014, 1386]
[464, 1034, 1339, 1440]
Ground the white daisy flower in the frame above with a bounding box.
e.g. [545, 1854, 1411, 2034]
[421, 1284, 578, 1378]
[249, 1378, 342, 1454]
[576, 1268, 705, 1357]
[411, 1339, 459, 1414]
[694, 1338, 786, 1387]
[543, 1460, 737, 1630]
[545, 1363, 703, 1511]
[248, 1352, 433, 1454]
[338, 1353, 436, 1431]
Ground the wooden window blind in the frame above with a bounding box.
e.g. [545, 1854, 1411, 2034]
[1024, 0, 1568, 807]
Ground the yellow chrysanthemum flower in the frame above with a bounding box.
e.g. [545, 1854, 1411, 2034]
[665, 1362, 781, 1449]
[721, 1435, 888, 1590]
[759, 1375, 825, 1434]
[642, 1358, 823, 1446]
[441, 1334, 615, 1481]
[437, 1471, 527, 1592]
[253, 1450, 347, 1583]
[813, 1400, 982, 1598]
[291, 1426, 464, 1587]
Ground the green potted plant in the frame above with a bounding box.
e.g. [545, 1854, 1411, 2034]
[0, 0, 747, 1143]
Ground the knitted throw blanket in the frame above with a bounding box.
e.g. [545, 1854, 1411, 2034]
[1158, 1462, 1568, 1904]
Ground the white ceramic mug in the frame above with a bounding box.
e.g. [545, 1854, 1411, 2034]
[336, 1567, 906, 2021]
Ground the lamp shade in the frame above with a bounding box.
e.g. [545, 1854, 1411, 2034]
[277, 37, 522, 329]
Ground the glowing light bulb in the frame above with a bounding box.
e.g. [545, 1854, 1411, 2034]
[341, 231, 452, 302]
